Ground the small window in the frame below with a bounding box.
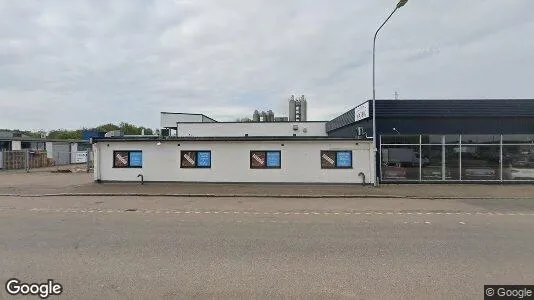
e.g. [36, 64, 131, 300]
[321, 150, 353, 169]
[113, 151, 142, 168]
[180, 151, 211, 168]
[250, 151, 281, 169]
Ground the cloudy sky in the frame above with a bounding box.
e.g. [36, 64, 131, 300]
[1, 0, 533, 131]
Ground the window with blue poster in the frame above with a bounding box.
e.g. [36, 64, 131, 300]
[321, 150, 353, 169]
[129, 151, 143, 167]
[266, 151, 281, 168]
[250, 151, 281, 169]
[196, 151, 211, 168]
[336, 151, 352, 168]
[113, 150, 142, 168]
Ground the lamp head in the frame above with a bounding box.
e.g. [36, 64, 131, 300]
[397, 0, 408, 8]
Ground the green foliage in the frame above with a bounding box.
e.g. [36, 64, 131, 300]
[3, 122, 155, 140]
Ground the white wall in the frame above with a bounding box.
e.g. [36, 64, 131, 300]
[11, 141, 21, 150]
[161, 113, 204, 128]
[95, 140, 373, 184]
[177, 122, 327, 137]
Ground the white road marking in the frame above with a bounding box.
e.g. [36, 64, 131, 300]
[459, 222, 466, 224]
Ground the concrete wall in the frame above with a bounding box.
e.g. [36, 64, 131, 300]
[177, 122, 327, 137]
[94, 140, 373, 183]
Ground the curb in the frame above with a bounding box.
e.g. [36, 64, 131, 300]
[0, 193, 532, 200]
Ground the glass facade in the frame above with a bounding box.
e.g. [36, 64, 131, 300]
[380, 134, 534, 182]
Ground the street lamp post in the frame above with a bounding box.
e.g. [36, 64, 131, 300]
[372, 0, 408, 186]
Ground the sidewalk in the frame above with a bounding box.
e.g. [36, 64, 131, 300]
[1, 172, 534, 198]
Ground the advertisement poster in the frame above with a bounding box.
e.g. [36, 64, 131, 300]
[181, 151, 197, 168]
[74, 151, 88, 163]
[197, 151, 211, 167]
[250, 151, 266, 168]
[114, 151, 129, 168]
[266, 151, 281, 168]
[336, 151, 352, 168]
[321, 151, 336, 169]
[129, 151, 143, 167]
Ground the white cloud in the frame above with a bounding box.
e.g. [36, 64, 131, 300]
[0, 0, 533, 131]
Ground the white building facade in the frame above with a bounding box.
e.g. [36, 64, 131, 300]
[92, 114, 374, 184]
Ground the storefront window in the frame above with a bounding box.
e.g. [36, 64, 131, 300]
[421, 145, 447, 180]
[381, 135, 420, 145]
[444, 135, 460, 144]
[381, 145, 420, 181]
[461, 145, 500, 180]
[380, 133, 534, 182]
[461, 135, 500, 144]
[421, 135, 443, 144]
[503, 135, 534, 144]
[444, 146, 460, 180]
[503, 145, 534, 180]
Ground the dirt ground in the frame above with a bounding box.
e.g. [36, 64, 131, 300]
[1, 171, 534, 198]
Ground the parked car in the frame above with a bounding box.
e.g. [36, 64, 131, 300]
[382, 163, 407, 180]
[503, 167, 534, 180]
[462, 160, 498, 180]
[421, 166, 453, 180]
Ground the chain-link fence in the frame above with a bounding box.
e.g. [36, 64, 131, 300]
[0, 150, 94, 173]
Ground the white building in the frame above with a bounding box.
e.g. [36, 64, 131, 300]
[92, 112, 374, 184]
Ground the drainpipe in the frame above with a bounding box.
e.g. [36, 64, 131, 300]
[358, 172, 366, 185]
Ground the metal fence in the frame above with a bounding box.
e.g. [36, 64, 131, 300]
[0, 150, 94, 172]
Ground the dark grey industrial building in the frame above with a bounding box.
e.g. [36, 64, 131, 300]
[327, 99, 534, 182]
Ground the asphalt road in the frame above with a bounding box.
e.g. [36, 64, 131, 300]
[0, 196, 533, 299]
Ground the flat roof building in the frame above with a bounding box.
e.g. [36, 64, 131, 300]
[92, 99, 534, 184]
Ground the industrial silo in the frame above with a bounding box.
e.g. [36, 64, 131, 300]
[253, 110, 260, 122]
[289, 95, 296, 122]
[299, 95, 307, 121]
